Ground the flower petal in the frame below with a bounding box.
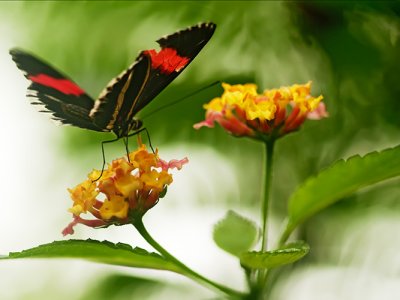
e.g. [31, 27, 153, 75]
[159, 157, 189, 171]
[307, 102, 329, 120]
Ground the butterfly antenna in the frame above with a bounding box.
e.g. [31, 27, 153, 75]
[141, 80, 221, 119]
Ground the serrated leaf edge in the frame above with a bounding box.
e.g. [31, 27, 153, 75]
[287, 145, 400, 230]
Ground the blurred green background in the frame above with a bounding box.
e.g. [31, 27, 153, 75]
[1, 1, 399, 299]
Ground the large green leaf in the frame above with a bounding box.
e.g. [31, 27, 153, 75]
[1, 239, 184, 274]
[240, 241, 309, 269]
[213, 210, 260, 256]
[283, 146, 400, 241]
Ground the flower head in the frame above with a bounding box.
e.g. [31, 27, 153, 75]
[62, 145, 188, 236]
[194, 82, 327, 141]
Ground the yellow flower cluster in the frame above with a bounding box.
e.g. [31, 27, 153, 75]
[63, 145, 188, 235]
[194, 82, 327, 139]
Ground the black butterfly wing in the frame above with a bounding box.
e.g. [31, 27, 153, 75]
[10, 48, 103, 131]
[90, 22, 216, 137]
[89, 52, 151, 136]
[156, 22, 216, 60]
[130, 22, 217, 115]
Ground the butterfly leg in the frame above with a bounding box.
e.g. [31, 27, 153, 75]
[143, 128, 155, 153]
[123, 136, 130, 162]
[127, 127, 155, 153]
[92, 137, 120, 182]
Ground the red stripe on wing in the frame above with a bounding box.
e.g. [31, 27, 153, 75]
[28, 74, 85, 96]
[144, 48, 189, 74]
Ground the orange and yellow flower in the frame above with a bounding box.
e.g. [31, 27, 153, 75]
[62, 145, 188, 236]
[194, 82, 327, 140]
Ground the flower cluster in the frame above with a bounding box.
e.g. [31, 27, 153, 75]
[62, 145, 188, 236]
[194, 82, 327, 140]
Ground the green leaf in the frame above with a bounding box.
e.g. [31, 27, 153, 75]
[240, 241, 310, 269]
[213, 210, 260, 256]
[284, 146, 400, 239]
[1, 239, 184, 274]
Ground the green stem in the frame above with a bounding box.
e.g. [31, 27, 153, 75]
[133, 218, 245, 299]
[255, 140, 275, 292]
[277, 218, 292, 248]
[261, 140, 275, 252]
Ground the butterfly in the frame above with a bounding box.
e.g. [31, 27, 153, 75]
[10, 22, 216, 140]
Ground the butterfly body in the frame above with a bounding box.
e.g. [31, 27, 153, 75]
[11, 22, 216, 139]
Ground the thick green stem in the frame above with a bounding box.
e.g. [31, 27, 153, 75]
[133, 218, 245, 299]
[261, 140, 275, 252]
